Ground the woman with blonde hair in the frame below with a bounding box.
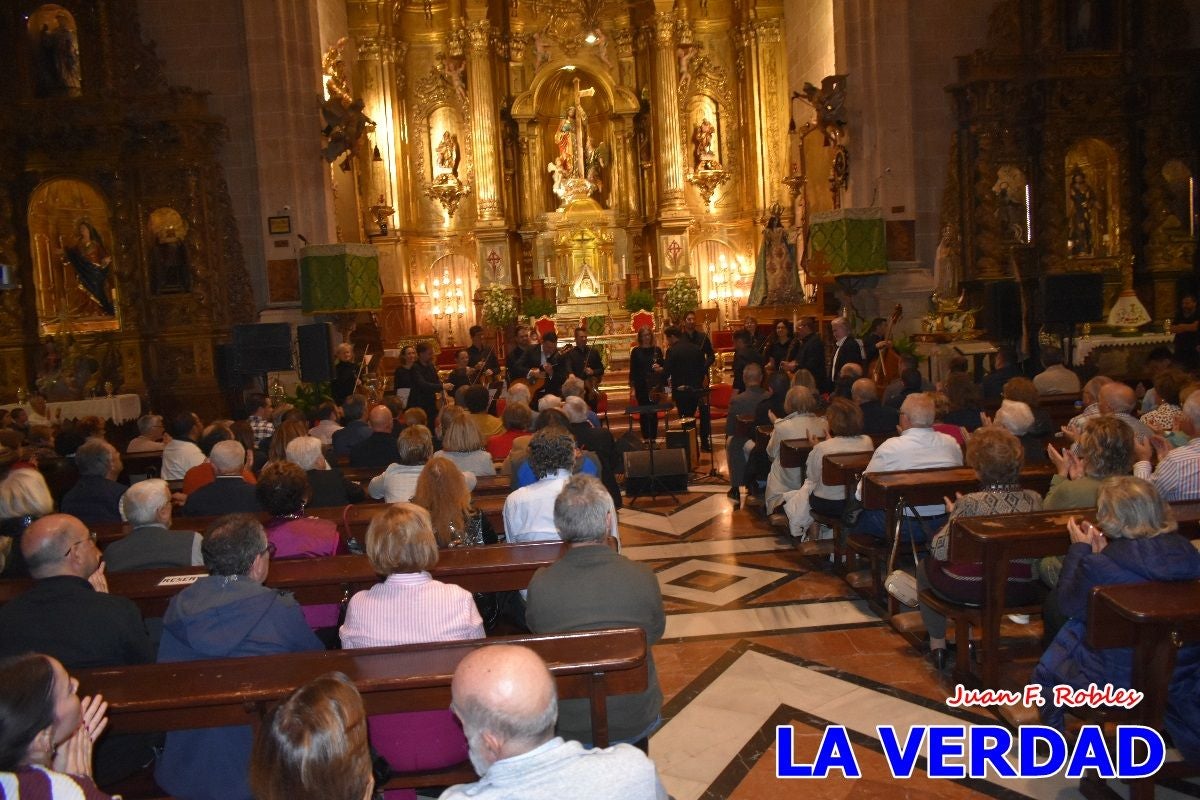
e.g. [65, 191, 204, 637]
[339, 503, 483, 784]
[267, 419, 312, 464]
[1032, 476, 1200, 759]
[412, 455, 497, 547]
[433, 405, 495, 476]
[0, 467, 54, 578]
[249, 672, 374, 800]
[764, 385, 828, 515]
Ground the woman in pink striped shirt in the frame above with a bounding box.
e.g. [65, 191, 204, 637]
[339, 504, 483, 798]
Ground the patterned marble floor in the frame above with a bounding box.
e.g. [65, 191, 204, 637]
[618, 453, 1199, 800]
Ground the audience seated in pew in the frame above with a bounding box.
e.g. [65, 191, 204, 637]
[992, 398, 1049, 465]
[487, 401, 532, 461]
[249, 671, 372, 800]
[742, 372, 791, 505]
[781, 398, 874, 540]
[180, 440, 260, 517]
[1032, 477, 1200, 750]
[563, 396, 622, 508]
[441, 644, 669, 800]
[339, 503, 483, 788]
[941, 372, 984, 432]
[413, 455, 498, 546]
[182, 423, 258, 495]
[0, 467, 54, 578]
[368, 425, 440, 503]
[726, 363, 769, 505]
[161, 412, 204, 481]
[0, 514, 157, 785]
[504, 429, 617, 544]
[463, 384, 504, 439]
[126, 413, 167, 454]
[307, 401, 343, 447]
[561, 376, 602, 428]
[332, 395, 371, 458]
[1135, 392, 1200, 502]
[156, 513, 323, 800]
[0, 653, 116, 799]
[1001, 377, 1054, 437]
[265, 419, 310, 466]
[436, 405, 496, 477]
[107, 479, 203, 572]
[853, 392, 963, 543]
[349, 405, 403, 469]
[1140, 367, 1188, 433]
[510, 409, 601, 488]
[285, 434, 365, 507]
[526, 475, 663, 750]
[917, 427, 1043, 670]
[1031, 345, 1080, 396]
[59, 438, 126, 524]
[853, 377, 900, 438]
[1043, 415, 1132, 512]
[930, 391, 969, 449]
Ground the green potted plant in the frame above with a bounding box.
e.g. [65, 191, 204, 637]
[663, 276, 700, 324]
[624, 289, 655, 313]
[521, 295, 557, 320]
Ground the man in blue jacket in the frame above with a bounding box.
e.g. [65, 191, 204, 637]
[155, 513, 322, 800]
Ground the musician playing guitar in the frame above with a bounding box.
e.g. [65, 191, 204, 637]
[565, 327, 604, 408]
[519, 331, 567, 399]
[466, 325, 500, 385]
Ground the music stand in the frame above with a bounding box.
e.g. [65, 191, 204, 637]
[624, 402, 678, 505]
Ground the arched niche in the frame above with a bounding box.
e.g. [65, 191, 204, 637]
[428, 106, 464, 183]
[1065, 138, 1119, 259]
[428, 253, 478, 345]
[535, 67, 614, 209]
[686, 95, 722, 170]
[27, 177, 121, 335]
[27, 4, 81, 98]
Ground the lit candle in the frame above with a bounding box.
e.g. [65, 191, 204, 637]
[621, 255, 627, 277]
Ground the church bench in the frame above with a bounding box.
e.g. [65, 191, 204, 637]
[1080, 581, 1200, 799]
[0, 542, 566, 618]
[779, 438, 811, 470]
[818, 452, 874, 571]
[337, 467, 510, 497]
[928, 502, 1200, 689]
[982, 392, 1081, 428]
[846, 464, 1056, 614]
[76, 627, 649, 792]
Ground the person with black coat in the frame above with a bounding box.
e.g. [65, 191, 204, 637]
[664, 325, 712, 449]
[409, 342, 450, 423]
[629, 326, 665, 442]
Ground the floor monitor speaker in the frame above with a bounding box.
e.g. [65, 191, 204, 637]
[623, 447, 689, 496]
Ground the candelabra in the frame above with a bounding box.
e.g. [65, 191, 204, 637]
[706, 254, 749, 327]
[431, 271, 467, 346]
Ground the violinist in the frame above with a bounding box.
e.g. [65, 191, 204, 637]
[743, 315, 769, 354]
[331, 342, 359, 405]
[392, 345, 417, 393]
[764, 319, 795, 373]
[466, 325, 499, 385]
[519, 331, 567, 399]
[565, 327, 604, 383]
[447, 349, 473, 394]
[506, 324, 532, 384]
[629, 326, 665, 442]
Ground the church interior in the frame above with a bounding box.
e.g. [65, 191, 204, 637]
[2, 0, 1200, 798]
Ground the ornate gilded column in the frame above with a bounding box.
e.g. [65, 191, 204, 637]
[736, 6, 789, 217]
[466, 18, 504, 225]
[649, 10, 687, 218]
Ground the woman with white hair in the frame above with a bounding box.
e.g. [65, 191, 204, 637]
[285, 435, 365, 507]
[764, 386, 828, 515]
[1032, 476, 1200, 761]
[0, 468, 54, 578]
[991, 398, 1048, 465]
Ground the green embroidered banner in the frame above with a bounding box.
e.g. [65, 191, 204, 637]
[300, 244, 382, 314]
[807, 208, 888, 276]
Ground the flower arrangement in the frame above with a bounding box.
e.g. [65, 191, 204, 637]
[481, 286, 517, 330]
[663, 276, 700, 323]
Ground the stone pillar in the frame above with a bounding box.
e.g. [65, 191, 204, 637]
[465, 17, 505, 225]
[649, 9, 687, 218]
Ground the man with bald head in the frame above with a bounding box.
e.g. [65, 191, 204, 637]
[349, 403, 403, 468]
[180, 439, 260, 516]
[1096, 380, 1153, 442]
[0, 513, 158, 783]
[441, 644, 668, 800]
[852, 377, 899, 436]
[60, 436, 127, 522]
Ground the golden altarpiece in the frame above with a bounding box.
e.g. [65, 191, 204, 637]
[941, 0, 1199, 343]
[0, 1, 254, 416]
[337, 0, 796, 348]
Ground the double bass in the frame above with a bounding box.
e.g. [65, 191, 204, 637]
[869, 304, 903, 387]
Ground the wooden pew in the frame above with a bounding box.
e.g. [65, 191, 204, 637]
[339, 468, 510, 497]
[76, 627, 648, 792]
[819, 452, 874, 570]
[779, 438, 811, 470]
[934, 502, 1200, 689]
[982, 393, 1081, 429]
[0, 542, 567, 618]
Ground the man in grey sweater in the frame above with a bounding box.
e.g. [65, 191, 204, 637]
[525, 474, 665, 748]
[440, 644, 668, 800]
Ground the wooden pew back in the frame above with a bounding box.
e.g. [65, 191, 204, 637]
[862, 463, 1056, 511]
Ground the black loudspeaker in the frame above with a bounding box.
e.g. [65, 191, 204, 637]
[214, 343, 239, 390]
[297, 323, 334, 383]
[232, 323, 293, 374]
[981, 281, 1022, 341]
[1041, 273, 1104, 325]
[665, 423, 699, 473]
[623, 448, 689, 495]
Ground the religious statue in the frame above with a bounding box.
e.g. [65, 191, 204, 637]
[436, 52, 467, 103]
[692, 119, 719, 170]
[748, 203, 800, 306]
[34, 10, 81, 97]
[435, 131, 461, 178]
[547, 79, 602, 206]
[799, 74, 848, 146]
[1068, 166, 1099, 257]
[932, 224, 957, 296]
[148, 207, 191, 294]
[60, 219, 115, 316]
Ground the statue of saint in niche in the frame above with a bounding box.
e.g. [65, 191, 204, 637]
[60, 219, 115, 315]
[547, 78, 606, 205]
[748, 204, 800, 306]
[1067, 166, 1100, 257]
[148, 207, 191, 294]
[692, 119, 720, 171]
[31, 7, 81, 97]
[435, 131, 461, 178]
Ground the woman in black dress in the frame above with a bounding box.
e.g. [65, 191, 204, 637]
[629, 326, 665, 442]
[764, 319, 795, 372]
[392, 345, 416, 395]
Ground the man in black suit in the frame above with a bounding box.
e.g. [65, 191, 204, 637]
[467, 325, 500, 386]
[664, 325, 712, 449]
[852, 377, 899, 436]
[349, 405, 402, 468]
[506, 324, 532, 384]
[565, 327, 605, 384]
[409, 341, 451, 423]
[980, 345, 1022, 400]
[792, 316, 826, 384]
[520, 331, 567, 399]
[731, 330, 765, 393]
[682, 311, 715, 372]
[181, 440, 260, 516]
[60, 437, 127, 523]
[331, 394, 371, 457]
[828, 316, 864, 393]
